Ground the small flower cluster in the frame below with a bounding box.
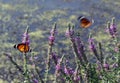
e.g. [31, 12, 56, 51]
[48, 24, 57, 46]
[22, 26, 30, 45]
[65, 24, 74, 37]
[107, 17, 117, 38]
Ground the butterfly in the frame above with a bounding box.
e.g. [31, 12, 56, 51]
[14, 43, 30, 53]
[77, 16, 94, 28]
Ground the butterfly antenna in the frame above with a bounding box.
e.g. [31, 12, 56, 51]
[77, 16, 84, 20]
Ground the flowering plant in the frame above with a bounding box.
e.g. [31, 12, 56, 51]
[4, 17, 120, 83]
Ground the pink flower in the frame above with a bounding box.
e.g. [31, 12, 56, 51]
[103, 63, 109, 70]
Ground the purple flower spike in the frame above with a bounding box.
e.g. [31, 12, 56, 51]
[76, 36, 83, 55]
[107, 17, 117, 38]
[76, 35, 88, 63]
[49, 35, 55, 46]
[64, 66, 74, 75]
[48, 24, 57, 46]
[51, 52, 58, 65]
[50, 28, 57, 35]
[65, 24, 74, 37]
[89, 38, 95, 51]
[56, 64, 61, 71]
[89, 37, 99, 60]
[49, 35, 55, 42]
[22, 26, 30, 45]
[110, 17, 117, 34]
[110, 24, 117, 34]
[65, 28, 70, 37]
[55, 57, 63, 72]
[107, 22, 114, 38]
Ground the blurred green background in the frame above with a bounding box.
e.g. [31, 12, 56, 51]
[0, 0, 120, 82]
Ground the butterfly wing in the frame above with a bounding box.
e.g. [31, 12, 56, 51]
[80, 18, 92, 28]
[17, 43, 29, 53]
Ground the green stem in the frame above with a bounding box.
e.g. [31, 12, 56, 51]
[45, 45, 52, 83]
[23, 53, 30, 83]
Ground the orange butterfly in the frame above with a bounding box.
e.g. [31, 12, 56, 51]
[78, 16, 94, 28]
[14, 43, 30, 53]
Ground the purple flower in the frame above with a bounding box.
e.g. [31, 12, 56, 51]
[76, 36, 84, 56]
[65, 30, 74, 37]
[22, 32, 30, 45]
[103, 63, 109, 70]
[107, 17, 117, 38]
[65, 28, 71, 37]
[73, 70, 80, 81]
[88, 38, 96, 51]
[65, 24, 74, 37]
[64, 66, 74, 75]
[76, 36, 88, 63]
[49, 35, 55, 42]
[56, 64, 61, 71]
[107, 22, 114, 38]
[110, 17, 117, 34]
[55, 59, 62, 72]
[48, 24, 57, 46]
[51, 52, 58, 65]
[110, 24, 117, 34]
[49, 35, 55, 45]
[54, 55, 64, 78]
[88, 37, 100, 60]
[111, 63, 118, 68]
[33, 78, 39, 83]
[50, 28, 57, 35]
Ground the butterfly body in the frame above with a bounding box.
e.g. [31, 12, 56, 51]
[14, 43, 30, 53]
